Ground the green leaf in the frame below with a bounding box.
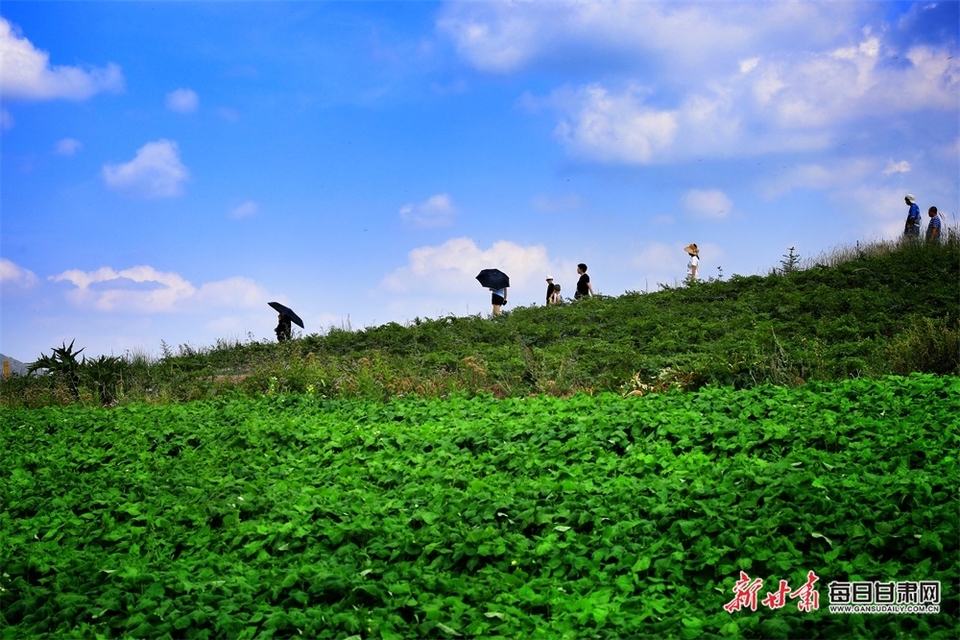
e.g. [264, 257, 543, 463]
[810, 532, 833, 547]
[436, 622, 459, 635]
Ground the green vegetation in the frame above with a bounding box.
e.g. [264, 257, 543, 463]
[3, 235, 958, 408]
[2, 377, 958, 638]
[1, 236, 958, 638]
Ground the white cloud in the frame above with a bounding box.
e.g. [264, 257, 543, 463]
[882, 160, 911, 176]
[399, 193, 457, 228]
[54, 138, 82, 156]
[382, 237, 551, 294]
[682, 189, 733, 220]
[538, 27, 958, 165]
[449, 1, 958, 167]
[230, 200, 259, 218]
[101, 140, 189, 198]
[49, 265, 270, 314]
[438, 2, 857, 75]
[743, 38, 959, 132]
[0, 258, 39, 288]
[535, 76, 829, 165]
[549, 83, 678, 164]
[165, 88, 199, 113]
[538, 28, 958, 165]
[0, 17, 124, 100]
[739, 57, 760, 74]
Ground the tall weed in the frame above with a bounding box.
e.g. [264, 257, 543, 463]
[887, 316, 960, 375]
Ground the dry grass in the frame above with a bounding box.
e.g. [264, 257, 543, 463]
[805, 224, 959, 269]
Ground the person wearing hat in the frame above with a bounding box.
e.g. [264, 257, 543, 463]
[684, 243, 700, 281]
[904, 194, 921, 237]
[545, 275, 556, 305]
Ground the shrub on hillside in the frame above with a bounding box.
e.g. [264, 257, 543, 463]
[887, 316, 960, 375]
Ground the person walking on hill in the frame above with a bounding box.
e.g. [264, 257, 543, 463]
[490, 286, 508, 315]
[549, 283, 563, 305]
[575, 263, 593, 299]
[904, 194, 922, 237]
[685, 243, 700, 281]
[545, 275, 556, 305]
[274, 313, 292, 342]
[926, 206, 943, 243]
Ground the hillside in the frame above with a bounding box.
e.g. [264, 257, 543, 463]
[0, 353, 28, 377]
[2, 238, 958, 638]
[2, 235, 958, 408]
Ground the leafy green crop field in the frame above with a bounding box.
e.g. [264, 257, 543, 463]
[2, 375, 958, 638]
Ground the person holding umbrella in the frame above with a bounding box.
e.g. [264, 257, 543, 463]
[491, 286, 507, 315]
[476, 269, 509, 316]
[275, 313, 292, 342]
[268, 302, 304, 342]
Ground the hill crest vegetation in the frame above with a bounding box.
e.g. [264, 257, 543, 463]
[3, 235, 958, 409]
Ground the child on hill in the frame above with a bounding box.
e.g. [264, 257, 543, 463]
[926, 206, 943, 243]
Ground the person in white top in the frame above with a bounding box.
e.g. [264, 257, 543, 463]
[684, 243, 700, 281]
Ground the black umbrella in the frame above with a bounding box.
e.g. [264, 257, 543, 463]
[268, 301, 304, 328]
[476, 268, 510, 290]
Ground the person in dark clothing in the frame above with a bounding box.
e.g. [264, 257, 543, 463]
[490, 286, 507, 315]
[545, 275, 556, 305]
[274, 313, 292, 342]
[575, 263, 593, 299]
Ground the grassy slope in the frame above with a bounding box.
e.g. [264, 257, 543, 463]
[287, 236, 960, 397]
[2, 236, 958, 407]
[256, 234, 960, 385]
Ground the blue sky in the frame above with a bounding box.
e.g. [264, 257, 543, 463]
[2, 1, 958, 361]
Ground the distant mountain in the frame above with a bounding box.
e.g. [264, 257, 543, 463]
[0, 353, 29, 377]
